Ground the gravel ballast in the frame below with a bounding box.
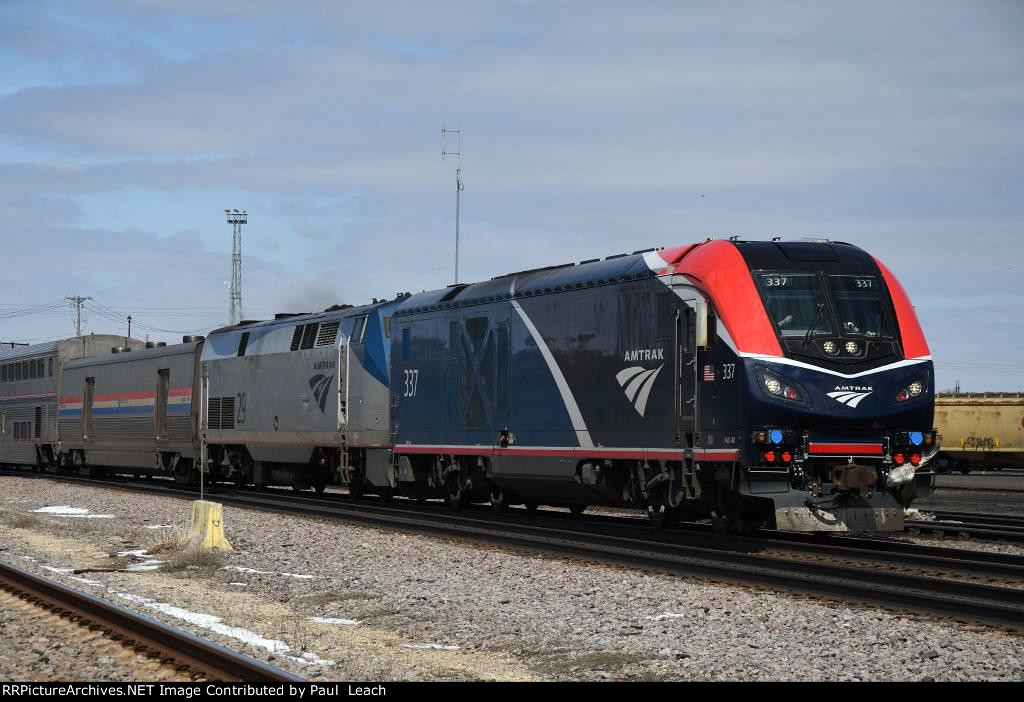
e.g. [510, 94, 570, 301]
[0, 476, 1021, 681]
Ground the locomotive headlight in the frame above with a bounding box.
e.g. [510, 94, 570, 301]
[822, 340, 839, 355]
[893, 375, 928, 404]
[844, 341, 860, 355]
[756, 368, 808, 405]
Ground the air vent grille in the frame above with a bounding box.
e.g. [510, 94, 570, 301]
[315, 321, 340, 347]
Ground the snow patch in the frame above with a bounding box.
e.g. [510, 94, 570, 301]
[143, 525, 174, 529]
[904, 508, 936, 522]
[308, 617, 359, 625]
[42, 566, 74, 574]
[126, 560, 166, 572]
[224, 565, 316, 580]
[647, 613, 687, 621]
[31, 505, 114, 518]
[69, 576, 104, 587]
[401, 643, 459, 651]
[112, 592, 334, 667]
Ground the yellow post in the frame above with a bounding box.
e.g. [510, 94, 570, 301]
[190, 500, 233, 551]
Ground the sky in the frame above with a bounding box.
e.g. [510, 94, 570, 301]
[0, 0, 1021, 390]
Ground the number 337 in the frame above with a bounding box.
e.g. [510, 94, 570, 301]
[403, 369, 419, 397]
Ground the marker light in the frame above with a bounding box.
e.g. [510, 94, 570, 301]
[911, 453, 922, 466]
[896, 389, 909, 402]
[770, 429, 784, 444]
[781, 451, 793, 463]
[908, 381, 923, 397]
[909, 431, 924, 446]
[823, 340, 839, 355]
[845, 341, 860, 355]
[894, 453, 905, 466]
[765, 377, 782, 395]
[784, 386, 798, 400]
[763, 451, 776, 464]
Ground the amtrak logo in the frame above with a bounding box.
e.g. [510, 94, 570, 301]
[309, 374, 334, 413]
[827, 385, 873, 408]
[616, 365, 664, 417]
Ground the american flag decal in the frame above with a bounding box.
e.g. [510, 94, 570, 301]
[703, 364, 715, 382]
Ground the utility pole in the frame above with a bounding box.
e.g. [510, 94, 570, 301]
[225, 209, 247, 325]
[65, 296, 92, 337]
[127, 315, 132, 340]
[442, 126, 464, 285]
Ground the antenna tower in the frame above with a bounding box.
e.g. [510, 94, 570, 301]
[441, 126, 464, 285]
[225, 209, 247, 325]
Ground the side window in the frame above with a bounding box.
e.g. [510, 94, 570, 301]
[352, 316, 368, 343]
[48, 357, 53, 377]
[401, 327, 410, 361]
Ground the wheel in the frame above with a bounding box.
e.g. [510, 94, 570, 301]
[379, 487, 394, 503]
[647, 503, 677, 529]
[349, 479, 364, 500]
[444, 486, 468, 509]
[568, 503, 587, 516]
[313, 479, 327, 494]
[523, 501, 540, 513]
[490, 487, 509, 513]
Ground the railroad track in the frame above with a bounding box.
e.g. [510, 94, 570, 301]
[3, 470, 1024, 631]
[906, 510, 1024, 542]
[0, 560, 302, 682]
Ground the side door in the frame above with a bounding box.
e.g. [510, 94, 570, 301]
[674, 304, 698, 448]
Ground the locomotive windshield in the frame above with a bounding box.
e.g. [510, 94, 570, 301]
[757, 274, 835, 338]
[827, 275, 895, 338]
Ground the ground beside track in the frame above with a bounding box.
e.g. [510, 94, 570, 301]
[1, 476, 1022, 682]
[0, 584, 197, 681]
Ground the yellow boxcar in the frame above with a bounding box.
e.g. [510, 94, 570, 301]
[933, 393, 1024, 472]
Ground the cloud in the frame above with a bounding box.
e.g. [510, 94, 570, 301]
[0, 1, 1021, 388]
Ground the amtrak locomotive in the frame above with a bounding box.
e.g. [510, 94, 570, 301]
[0, 238, 937, 532]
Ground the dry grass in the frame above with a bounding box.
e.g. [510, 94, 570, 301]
[10, 513, 42, 529]
[144, 527, 194, 555]
[142, 527, 226, 572]
[292, 591, 381, 607]
[166, 545, 226, 571]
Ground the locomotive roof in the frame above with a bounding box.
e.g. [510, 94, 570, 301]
[206, 297, 403, 337]
[393, 248, 663, 317]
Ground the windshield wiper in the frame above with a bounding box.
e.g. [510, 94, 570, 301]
[803, 303, 826, 346]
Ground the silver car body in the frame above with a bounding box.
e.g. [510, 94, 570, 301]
[0, 334, 142, 467]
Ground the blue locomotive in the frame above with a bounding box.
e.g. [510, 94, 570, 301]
[386, 238, 936, 531]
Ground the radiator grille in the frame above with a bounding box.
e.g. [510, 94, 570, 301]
[207, 396, 236, 430]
